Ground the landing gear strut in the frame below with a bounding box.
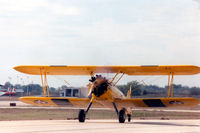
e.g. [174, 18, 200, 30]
[78, 99, 93, 122]
[112, 102, 127, 123]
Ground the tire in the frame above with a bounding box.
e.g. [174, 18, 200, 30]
[78, 109, 86, 122]
[119, 109, 126, 123]
[127, 114, 131, 122]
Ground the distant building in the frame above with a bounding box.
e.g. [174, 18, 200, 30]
[59, 87, 88, 98]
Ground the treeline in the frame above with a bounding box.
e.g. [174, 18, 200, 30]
[117, 81, 200, 98]
[2, 81, 200, 98]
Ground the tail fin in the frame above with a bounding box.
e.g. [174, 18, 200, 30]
[12, 88, 16, 93]
[126, 85, 132, 98]
[8, 87, 11, 93]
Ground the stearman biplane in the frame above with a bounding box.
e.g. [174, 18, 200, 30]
[14, 65, 200, 123]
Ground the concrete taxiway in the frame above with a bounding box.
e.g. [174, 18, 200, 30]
[0, 120, 199, 133]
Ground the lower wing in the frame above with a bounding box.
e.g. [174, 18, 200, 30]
[19, 97, 200, 108]
[115, 97, 200, 108]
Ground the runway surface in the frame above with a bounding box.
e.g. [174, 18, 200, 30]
[0, 120, 199, 133]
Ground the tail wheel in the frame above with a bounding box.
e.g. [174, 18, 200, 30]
[119, 108, 126, 123]
[127, 114, 131, 122]
[78, 109, 86, 122]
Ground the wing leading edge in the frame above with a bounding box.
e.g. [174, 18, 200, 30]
[14, 65, 200, 75]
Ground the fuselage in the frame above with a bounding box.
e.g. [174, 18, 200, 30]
[95, 85, 125, 101]
[89, 75, 126, 101]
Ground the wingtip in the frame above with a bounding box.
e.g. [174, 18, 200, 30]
[13, 65, 24, 71]
[13, 66, 19, 70]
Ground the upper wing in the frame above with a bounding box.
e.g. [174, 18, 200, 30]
[14, 65, 200, 75]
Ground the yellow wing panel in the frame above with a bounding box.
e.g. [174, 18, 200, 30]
[14, 65, 200, 75]
[19, 97, 200, 109]
[19, 97, 111, 108]
[115, 98, 200, 108]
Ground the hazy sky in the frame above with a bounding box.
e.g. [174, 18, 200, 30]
[0, 0, 200, 87]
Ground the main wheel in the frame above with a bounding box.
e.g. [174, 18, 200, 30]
[119, 108, 126, 123]
[127, 114, 131, 122]
[78, 109, 86, 122]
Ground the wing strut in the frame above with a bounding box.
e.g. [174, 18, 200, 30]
[44, 73, 50, 97]
[109, 72, 124, 86]
[40, 69, 46, 97]
[110, 73, 119, 84]
[114, 73, 124, 86]
[40, 68, 50, 97]
[167, 72, 174, 98]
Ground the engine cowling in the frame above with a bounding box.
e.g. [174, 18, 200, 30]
[93, 82, 108, 97]
[88, 75, 109, 97]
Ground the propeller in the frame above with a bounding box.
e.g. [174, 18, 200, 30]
[87, 76, 96, 97]
[87, 83, 94, 97]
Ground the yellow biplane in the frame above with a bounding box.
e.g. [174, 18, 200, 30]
[14, 65, 200, 123]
